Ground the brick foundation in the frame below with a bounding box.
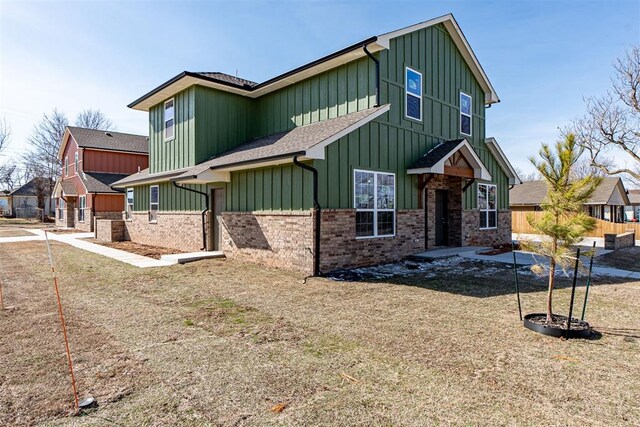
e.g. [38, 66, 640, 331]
[462, 210, 512, 247]
[123, 211, 204, 252]
[96, 219, 125, 242]
[221, 211, 314, 273]
[320, 209, 424, 272]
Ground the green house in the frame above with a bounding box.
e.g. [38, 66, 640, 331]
[112, 13, 520, 274]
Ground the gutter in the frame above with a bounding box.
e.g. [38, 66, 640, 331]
[208, 151, 306, 171]
[363, 44, 380, 107]
[172, 182, 209, 250]
[293, 156, 321, 277]
[128, 37, 378, 109]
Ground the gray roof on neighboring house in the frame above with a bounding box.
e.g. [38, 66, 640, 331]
[61, 179, 78, 195]
[627, 189, 640, 205]
[510, 177, 630, 206]
[175, 105, 389, 179]
[409, 139, 464, 170]
[81, 172, 129, 193]
[10, 178, 53, 197]
[67, 127, 149, 154]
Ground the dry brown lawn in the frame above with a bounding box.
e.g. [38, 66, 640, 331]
[87, 240, 185, 259]
[0, 234, 638, 426]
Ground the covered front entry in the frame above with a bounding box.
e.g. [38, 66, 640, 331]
[410, 139, 493, 251]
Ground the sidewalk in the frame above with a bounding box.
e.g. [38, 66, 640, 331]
[460, 250, 640, 280]
[19, 229, 176, 268]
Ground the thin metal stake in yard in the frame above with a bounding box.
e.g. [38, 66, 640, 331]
[566, 248, 581, 339]
[44, 231, 80, 411]
[0, 275, 4, 310]
[512, 241, 523, 321]
[581, 241, 597, 321]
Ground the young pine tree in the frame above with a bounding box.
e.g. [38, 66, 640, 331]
[526, 134, 601, 323]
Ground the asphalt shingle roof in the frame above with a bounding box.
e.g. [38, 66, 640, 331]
[509, 177, 629, 206]
[628, 189, 640, 205]
[10, 178, 53, 196]
[68, 127, 149, 154]
[408, 140, 464, 170]
[195, 72, 258, 88]
[81, 172, 130, 193]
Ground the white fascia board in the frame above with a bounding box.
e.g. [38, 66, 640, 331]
[377, 14, 499, 104]
[176, 170, 231, 184]
[111, 168, 191, 188]
[407, 139, 492, 181]
[485, 137, 522, 185]
[305, 104, 391, 159]
[57, 128, 72, 160]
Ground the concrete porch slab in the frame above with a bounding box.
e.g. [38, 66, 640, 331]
[160, 251, 225, 264]
[410, 246, 491, 260]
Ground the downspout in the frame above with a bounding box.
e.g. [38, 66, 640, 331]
[293, 156, 321, 277]
[172, 181, 209, 250]
[363, 44, 380, 107]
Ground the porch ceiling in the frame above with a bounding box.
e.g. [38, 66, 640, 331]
[407, 139, 492, 181]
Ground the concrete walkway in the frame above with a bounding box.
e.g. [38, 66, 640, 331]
[9, 229, 177, 268]
[460, 250, 640, 280]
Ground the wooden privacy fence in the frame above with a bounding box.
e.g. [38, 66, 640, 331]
[512, 210, 640, 238]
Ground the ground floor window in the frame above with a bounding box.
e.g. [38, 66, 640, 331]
[149, 185, 159, 222]
[126, 188, 134, 220]
[354, 169, 395, 238]
[478, 183, 497, 229]
[58, 199, 65, 220]
[78, 196, 86, 222]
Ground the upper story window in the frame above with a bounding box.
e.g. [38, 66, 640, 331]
[354, 169, 396, 238]
[405, 67, 422, 121]
[164, 99, 175, 141]
[478, 183, 497, 229]
[460, 92, 472, 136]
[74, 152, 79, 175]
[65, 156, 69, 177]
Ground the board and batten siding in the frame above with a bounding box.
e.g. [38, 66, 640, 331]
[148, 87, 196, 174]
[130, 182, 207, 212]
[313, 23, 508, 211]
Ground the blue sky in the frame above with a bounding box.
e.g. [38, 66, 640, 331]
[1, 0, 638, 175]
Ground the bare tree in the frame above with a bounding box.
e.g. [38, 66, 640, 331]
[75, 109, 113, 130]
[0, 118, 10, 154]
[24, 109, 69, 181]
[571, 156, 606, 179]
[514, 167, 541, 182]
[570, 46, 640, 182]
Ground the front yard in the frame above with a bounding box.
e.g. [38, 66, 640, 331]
[0, 236, 639, 426]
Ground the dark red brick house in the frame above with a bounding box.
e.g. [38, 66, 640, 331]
[52, 127, 148, 231]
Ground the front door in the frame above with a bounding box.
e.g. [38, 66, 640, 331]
[435, 190, 449, 246]
[210, 188, 225, 251]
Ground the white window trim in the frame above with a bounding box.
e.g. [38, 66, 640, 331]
[164, 98, 175, 142]
[58, 199, 65, 220]
[78, 195, 86, 223]
[460, 91, 472, 136]
[404, 66, 423, 122]
[478, 183, 497, 230]
[149, 185, 159, 223]
[126, 188, 134, 221]
[74, 152, 79, 175]
[353, 169, 396, 239]
[65, 156, 69, 177]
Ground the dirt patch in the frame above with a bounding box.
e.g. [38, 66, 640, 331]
[0, 241, 638, 426]
[87, 239, 184, 259]
[595, 246, 640, 272]
[0, 228, 34, 237]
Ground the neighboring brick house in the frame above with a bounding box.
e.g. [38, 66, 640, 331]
[113, 13, 520, 274]
[52, 127, 148, 231]
[3, 178, 54, 218]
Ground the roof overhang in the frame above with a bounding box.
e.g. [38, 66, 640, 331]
[377, 14, 499, 104]
[407, 139, 492, 181]
[129, 14, 498, 111]
[111, 168, 192, 188]
[485, 137, 521, 185]
[128, 38, 383, 111]
[57, 128, 73, 160]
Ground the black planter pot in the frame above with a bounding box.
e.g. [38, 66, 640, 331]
[523, 313, 592, 339]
